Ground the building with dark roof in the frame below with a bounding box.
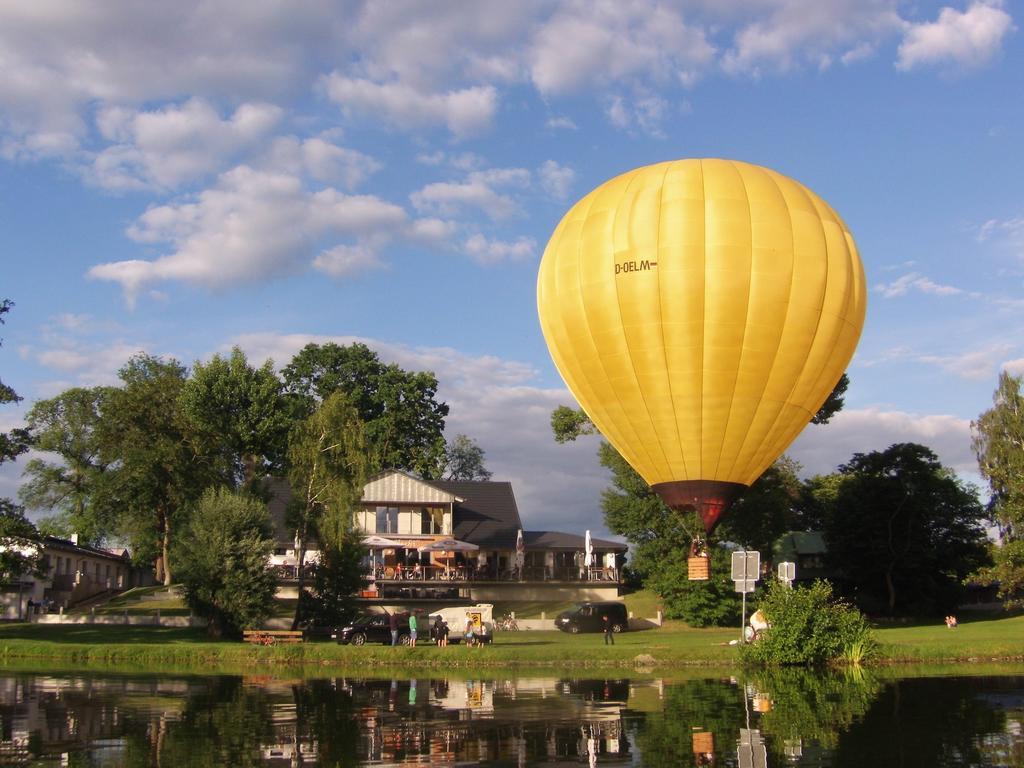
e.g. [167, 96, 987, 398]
[269, 470, 627, 603]
[1, 535, 152, 620]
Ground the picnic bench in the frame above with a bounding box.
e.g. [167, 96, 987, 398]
[242, 629, 305, 646]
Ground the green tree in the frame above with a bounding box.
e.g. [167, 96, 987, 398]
[96, 354, 218, 585]
[282, 342, 448, 477]
[442, 433, 492, 480]
[0, 301, 39, 586]
[717, 456, 803, 554]
[0, 300, 29, 466]
[175, 486, 277, 638]
[19, 387, 111, 544]
[599, 442, 742, 625]
[287, 392, 368, 628]
[972, 371, 1024, 607]
[824, 443, 989, 615]
[180, 347, 291, 488]
[0, 499, 43, 582]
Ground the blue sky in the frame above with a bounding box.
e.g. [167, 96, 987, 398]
[0, 0, 1020, 538]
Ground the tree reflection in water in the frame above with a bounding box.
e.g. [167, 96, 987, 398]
[0, 670, 1022, 765]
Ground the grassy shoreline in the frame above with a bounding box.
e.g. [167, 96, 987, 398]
[2, 612, 1023, 675]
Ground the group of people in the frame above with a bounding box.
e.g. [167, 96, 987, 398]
[945, 614, 959, 629]
[385, 610, 487, 647]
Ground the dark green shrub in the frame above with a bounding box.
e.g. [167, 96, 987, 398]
[176, 487, 277, 638]
[742, 579, 876, 665]
[654, 545, 750, 627]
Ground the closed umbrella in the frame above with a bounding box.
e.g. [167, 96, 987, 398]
[515, 529, 525, 580]
[585, 530, 594, 580]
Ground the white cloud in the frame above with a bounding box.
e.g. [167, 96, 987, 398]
[263, 136, 380, 189]
[463, 234, 537, 265]
[788, 406, 976, 477]
[312, 244, 385, 278]
[874, 272, 965, 298]
[1002, 358, 1024, 376]
[88, 165, 417, 306]
[606, 93, 669, 137]
[546, 116, 578, 130]
[321, 75, 497, 138]
[897, 1, 1014, 71]
[916, 343, 1016, 380]
[0, 2, 346, 155]
[411, 168, 530, 220]
[90, 99, 282, 190]
[19, 339, 151, 387]
[529, 1, 713, 94]
[414, 151, 484, 171]
[539, 160, 575, 200]
[723, 0, 904, 74]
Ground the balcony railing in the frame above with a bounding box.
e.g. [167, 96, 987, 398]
[367, 564, 620, 583]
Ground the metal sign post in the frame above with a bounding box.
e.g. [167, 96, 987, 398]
[731, 550, 760, 642]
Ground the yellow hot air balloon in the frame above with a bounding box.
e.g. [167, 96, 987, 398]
[537, 159, 866, 532]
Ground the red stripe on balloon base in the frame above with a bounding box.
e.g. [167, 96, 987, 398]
[652, 480, 746, 533]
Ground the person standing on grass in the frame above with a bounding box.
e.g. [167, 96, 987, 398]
[433, 615, 448, 647]
[389, 611, 399, 646]
[409, 611, 418, 647]
[603, 613, 614, 645]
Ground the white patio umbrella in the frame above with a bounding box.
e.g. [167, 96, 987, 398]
[418, 537, 479, 577]
[364, 535, 404, 577]
[417, 537, 479, 553]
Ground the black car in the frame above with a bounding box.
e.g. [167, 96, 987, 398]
[334, 614, 410, 646]
[555, 601, 628, 634]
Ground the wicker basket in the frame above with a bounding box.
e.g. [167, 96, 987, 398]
[753, 694, 773, 713]
[687, 556, 710, 581]
[692, 731, 714, 754]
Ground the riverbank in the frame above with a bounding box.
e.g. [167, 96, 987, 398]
[2, 613, 1022, 673]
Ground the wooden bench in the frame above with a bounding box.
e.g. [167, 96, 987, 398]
[243, 629, 304, 646]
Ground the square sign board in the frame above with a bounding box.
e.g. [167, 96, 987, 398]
[734, 579, 757, 593]
[731, 551, 760, 581]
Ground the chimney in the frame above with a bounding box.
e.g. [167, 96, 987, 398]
[70, 533, 79, 546]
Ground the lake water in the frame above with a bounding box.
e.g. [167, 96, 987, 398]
[0, 668, 1022, 766]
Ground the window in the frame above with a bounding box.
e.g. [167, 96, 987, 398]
[376, 506, 399, 534]
[420, 507, 444, 535]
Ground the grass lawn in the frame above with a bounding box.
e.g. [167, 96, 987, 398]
[80, 586, 190, 617]
[873, 612, 1024, 662]
[1, 610, 1022, 674]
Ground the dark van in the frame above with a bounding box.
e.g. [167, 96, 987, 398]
[555, 601, 628, 634]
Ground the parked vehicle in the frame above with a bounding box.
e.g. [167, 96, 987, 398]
[427, 604, 494, 644]
[555, 601, 628, 634]
[333, 614, 410, 646]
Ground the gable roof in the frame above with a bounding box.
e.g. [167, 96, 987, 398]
[434, 480, 523, 550]
[772, 531, 827, 559]
[362, 469, 464, 505]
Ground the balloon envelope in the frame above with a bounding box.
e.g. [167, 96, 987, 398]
[537, 159, 866, 531]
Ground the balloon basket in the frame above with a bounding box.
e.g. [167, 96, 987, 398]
[692, 730, 714, 754]
[687, 556, 710, 581]
[753, 694, 773, 713]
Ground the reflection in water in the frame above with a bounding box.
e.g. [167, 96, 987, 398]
[0, 670, 1021, 765]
